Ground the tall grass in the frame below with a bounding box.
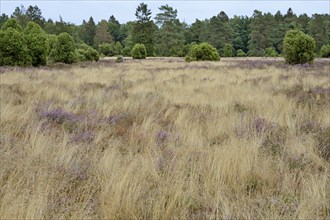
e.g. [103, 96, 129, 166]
[0, 58, 329, 219]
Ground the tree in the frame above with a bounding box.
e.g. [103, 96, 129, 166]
[131, 43, 147, 59]
[50, 32, 77, 64]
[94, 20, 113, 47]
[154, 4, 185, 56]
[24, 21, 49, 66]
[248, 10, 276, 56]
[11, 5, 29, 28]
[0, 27, 31, 66]
[283, 30, 316, 64]
[185, 42, 220, 61]
[230, 15, 250, 54]
[108, 15, 121, 42]
[0, 13, 9, 28]
[80, 17, 96, 46]
[308, 14, 330, 52]
[132, 3, 156, 56]
[26, 5, 45, 27]
[224, 43, 233, 57]
[208, 11, 233, 55]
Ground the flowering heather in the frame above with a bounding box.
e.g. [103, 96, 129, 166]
[38, 107, 80, 124]
[70, 130, 95, 144]
[156, 130, 169, 145]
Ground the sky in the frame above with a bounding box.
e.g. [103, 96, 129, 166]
[1, 1, 329, 25]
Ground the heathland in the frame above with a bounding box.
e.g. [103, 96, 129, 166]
[0, 58, 329, 219]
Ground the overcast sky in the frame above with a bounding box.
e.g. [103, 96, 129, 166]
[1, 1, 329, 25]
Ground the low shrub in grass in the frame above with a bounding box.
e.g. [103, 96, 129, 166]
[131, 43, 147, 59]
[283, 30, 316, 64]
[185, 42, 220, 62]
[236, 49, 247, 57]
[320, 44, 330, 58]
[77, 43, 99, 62]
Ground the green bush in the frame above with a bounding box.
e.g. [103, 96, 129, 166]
[49, 32, 78, 64]
[123, 47, 132, 56]
[47, 34, 57, 55]
[115, 42, 123, 55]
[283, 30, 316, 64]
[185, 42, 220, 62]
[320, 44, 330, 58]
[236, 49, 247, 57]
[0, 28, 31, 66]
[131, 43, 147, 59]
[99, 43, 115, 56]
[99, 42, 123, 56]
[264, 47, 278, 57]
[77, 43, 99, 62]
[116, 55, 124, 63]
[224, 44, 233, 57]
[24, 22, 49, 66]
[1, 18, 23, 32]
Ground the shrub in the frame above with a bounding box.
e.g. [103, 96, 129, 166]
[1, 18, 23, 32]
[320, 44, 330, 58]
[116, 55, 124, 63]
[185, 42, 220, 62]
[99, 43, 116, 56]
[47, 34, 57, 55]
[264, 47, 278, 57]
[123, 47, 132, 56]
[0, 28, 31, 66]
[115, 42, 123, 55]
[131, 43, 147, 59]
[283, 30, 316, 64]
[224, 43, 233, 57]
[24, 22, 49, 66]
[49, 32, 78, 64]
[77, 43, 99, 62]
[236, 49, 247, 57]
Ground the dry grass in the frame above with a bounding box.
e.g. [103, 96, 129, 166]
[0, 58, 329, 219]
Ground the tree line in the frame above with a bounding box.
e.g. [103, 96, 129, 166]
[0, 3, 329, 65]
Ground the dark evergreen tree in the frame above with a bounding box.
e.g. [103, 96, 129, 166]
[132, 3, 156, 56]
[154, 4, 185, 56]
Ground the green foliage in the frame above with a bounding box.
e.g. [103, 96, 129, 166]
[131, 43, 147, 59]
[0, 28, 31, 66]
[24, 21, 49, 66]
[99, 43, 115, 56]
[49, 32, 77, 64]
[154, 4, 185, 57]
[47, 34, 57, 55]
[77, 43, 99, 62]
[1, 18, 23, 31]
[123, 47, 132, 56]
[115, 42, 123, 55]
[185, 42, 220, 61]
[224, 43, 233, 57]
[132, 3, 156, 56]
[116, 55, 124, 63]
[320, 44, 330, 58]
[264, 47, 278, 57]
[94, 20, 113, 47]
[98, 42, 123, 56]
[283, 30, 316, 64]
[236, 49, 247, 57]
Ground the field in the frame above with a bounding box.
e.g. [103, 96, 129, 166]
[0, 58, 329, 219]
